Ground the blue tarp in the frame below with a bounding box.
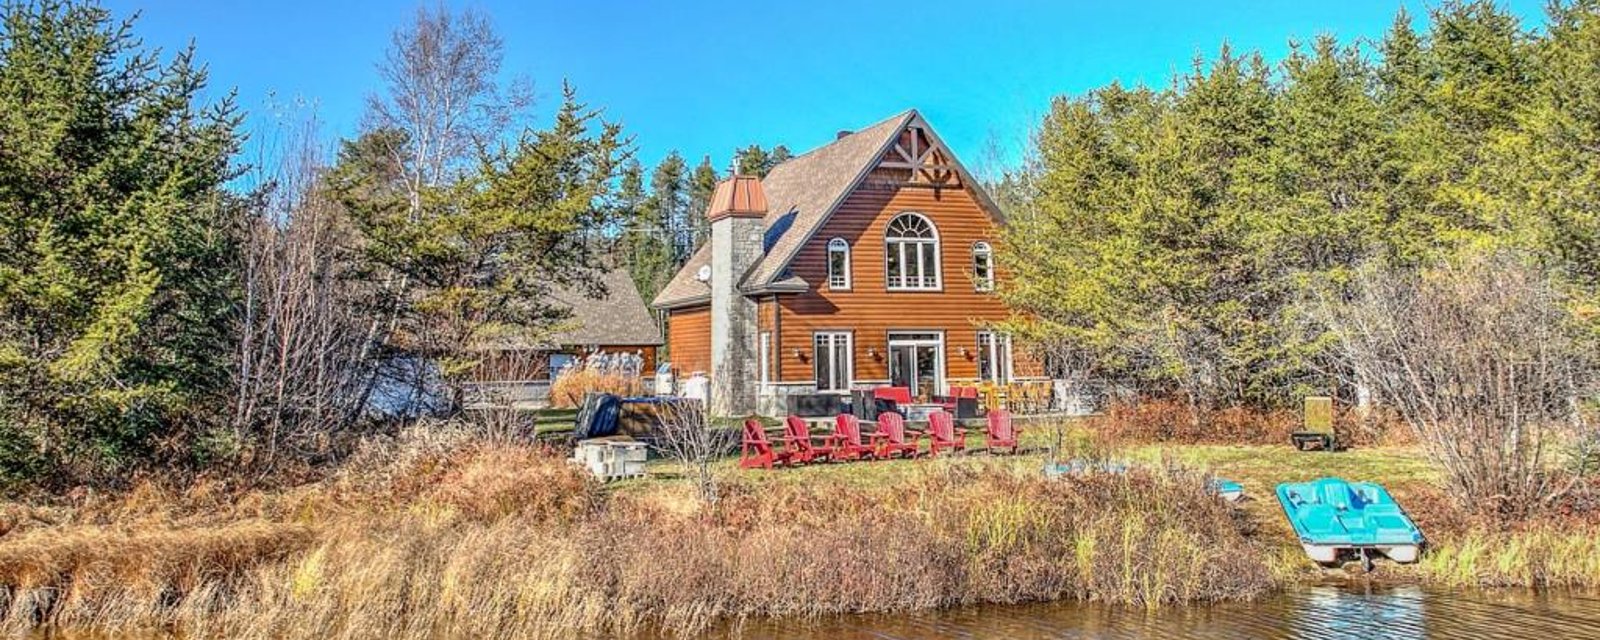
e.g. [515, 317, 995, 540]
[573, 393, 692, 439]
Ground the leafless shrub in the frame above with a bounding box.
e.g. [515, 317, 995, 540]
[649, 400, 736, 508]
[1320, 252, 1599, 516]
[233, 120, 366, 472]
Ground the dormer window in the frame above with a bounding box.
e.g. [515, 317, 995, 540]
[884, 213, 940, 290]
[827, 238, 851, 290]
[972, 241, 994, 291]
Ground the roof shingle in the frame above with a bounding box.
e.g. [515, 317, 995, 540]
[551, 267, 662, 345]
[651, 110, 913, 309]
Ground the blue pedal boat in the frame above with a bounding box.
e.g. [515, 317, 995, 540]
[1275, 478, 1425, 566]
[1210, 477, 1245, 502]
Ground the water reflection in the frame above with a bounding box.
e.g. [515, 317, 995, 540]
[714, 586, 1600, 639]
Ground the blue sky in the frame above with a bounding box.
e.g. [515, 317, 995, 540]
[105, 0, 1547, 176]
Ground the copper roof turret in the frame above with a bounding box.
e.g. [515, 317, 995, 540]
[706, 174, 768, 220]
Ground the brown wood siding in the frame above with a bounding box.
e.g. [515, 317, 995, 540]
[776, 181, 1032, 385]
[665, 305, 711, 375]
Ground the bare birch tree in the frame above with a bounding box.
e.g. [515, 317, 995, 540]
[348, 4, 531, 419]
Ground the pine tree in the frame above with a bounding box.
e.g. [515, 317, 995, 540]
[1259, 35, 1387, 398]
[687, 155, 720, 252]
[734, 144, 790, 177]
[0, 1, 245, 482]
[617, 158, 647, 220]
[1473, 0, 1600, 290]
[617, 157, 673, 300]
[771, 144, 793, 166]
[648, 151, 690, 259]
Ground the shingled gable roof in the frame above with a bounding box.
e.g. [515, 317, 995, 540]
[482, 268, 662, 349]
[551, 267, 662, 345]
[650, 109, 1004, 310]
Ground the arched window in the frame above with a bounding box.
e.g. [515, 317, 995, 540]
[884, 213, 940, 290]
[827, 238, 851, 290]
[972, 241, 994, 291]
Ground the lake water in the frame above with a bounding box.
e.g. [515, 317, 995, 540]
[37, 585, 1600, 639]
[716, 586, 1600, 639]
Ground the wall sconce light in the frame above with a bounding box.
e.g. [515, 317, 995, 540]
[959, 346, 972, 358]
[867, 347, 880, 359]
[792, 348, 805, 360]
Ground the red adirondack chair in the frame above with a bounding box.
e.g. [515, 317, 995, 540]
[832, 414, 875, 461]
[926, 410, 966, 456]
[984, 409, 1021, 454]
[739, 418, 791, 469]
[869, 411, 922, 459]
[784, 415, 837, 463]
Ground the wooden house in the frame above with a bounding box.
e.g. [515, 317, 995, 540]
[652, 110, 1042, 415]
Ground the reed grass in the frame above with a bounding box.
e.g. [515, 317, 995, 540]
[6, 421, 1598, 638]
[1415, 524, 1600, 588]
[0, 426, 1272, 638]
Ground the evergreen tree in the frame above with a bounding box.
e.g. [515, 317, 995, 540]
[617, 157, 673, 300]
[1259, 35, 1388, 396]
[1003, 1, 1596, 411]
[1474, 0, 1600, 290]
[771, 144, 793, 166]
[0, 1, 245, 482]
[648, 151, 690, 259]
[687, 155, 720, 251]
[734, 144, 790, 177]
[617, 158, 647, 221]
[735, 144, 769, 176]
[330, 83, 628, 409]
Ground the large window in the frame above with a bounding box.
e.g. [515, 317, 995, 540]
[976, 331, 1012, 384]
[884, 212, 940, 290]
[972, 241, 994, 291]
[827, 238, 851, 290]
[813, 332, 852, 392]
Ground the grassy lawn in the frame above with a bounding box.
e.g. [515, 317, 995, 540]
[630, 421, 1438, 503]
[1123, 443, 1440, 494]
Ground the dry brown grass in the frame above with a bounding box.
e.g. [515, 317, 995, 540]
[549, 367, 642, 408]
[0, 424, 1273, 639]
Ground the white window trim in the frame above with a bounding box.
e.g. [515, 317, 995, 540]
[972, 241, 995, 292]
[827, 238, 851, 291]
[887, 329, 947, 397]
[885, 212, 942, 292]
[758, 331, 772, 391]
[976, 331, 1014, 385]
[812, 331, 854, 394]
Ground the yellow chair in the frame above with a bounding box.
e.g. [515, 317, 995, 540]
[1012, 382, 1032, 414]
[1027, 381, 1048, 413]
[978, 383, 1002, 412]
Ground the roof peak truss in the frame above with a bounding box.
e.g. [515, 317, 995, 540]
[877, 120, 962, 188]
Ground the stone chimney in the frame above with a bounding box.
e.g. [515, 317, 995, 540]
[706, 175, 766, 415]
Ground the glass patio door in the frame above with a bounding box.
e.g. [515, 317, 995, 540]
[887, 332, 944, 401]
